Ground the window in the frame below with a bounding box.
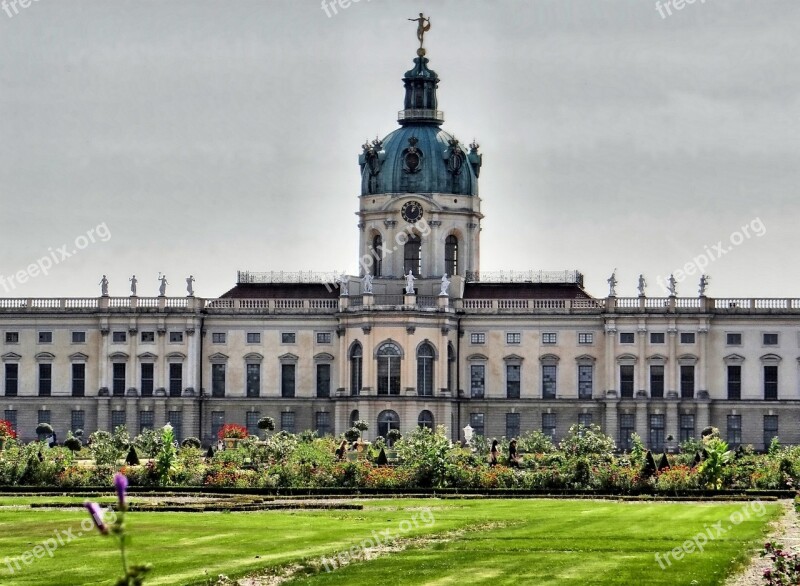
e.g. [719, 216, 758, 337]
[246, 332, 261, 344]
[168, 411, 182, 442]
[578, 365, 593, 399]
[649, 414, 665, 452]
[315, 411, 332, 436]
[72, 363, 85, 397]
[140, 364, 154, 397]
[727, 365, 742, 400]
[417, 343, 434, 396]
[763, 333, 779, 346]
[578, 413, 593, 427]
[38, 409, 51, 424]
[764, 365, 778, 400]
[679, 414, 695, 444]
[169, 363, 183, 397]
[506, 364, 521, 399]
[619, 332, 635, 344]
[541, 332, 557, 345]
[39, 363, 52, 396]
[403, 235, 421, 277]
[5, 332, 19, 344]
[444, 235, 458, 276]
[5, 364, 18, 396]
[38, 331, 53, 344]
[281, 412, 296, 433]
[470, 364, 485, 398]
[211, 411, 225, 442]
[650, 365, 664, 398]
[316, 364, 331, 398]
[680, 332, 696, 344]
[620, 365, 634, 398]
[469, 413, 485, 437]
[650, 332, 665, 344]
[506, 413, 520, 439]
[727, 414, 742, 447]
[281, 332, 296, 344]
[140, 331, 155, 343]
[542, 365, 557, 399]
[542, 413, 557, 440]
[281, 364, 296, 398]
[112, 331, 127, 343]
[378, 410, 400, 441]
[418, 410, 434, 430]
[350, 343, 363, 395]
[680, 365, 695, 399]
[316, 332, 332, 344]
[72, 331, 86, 344]
[349, 409, 360, 428]
[139, 411, 154, 433]
[211, 364, 225, 397]
[578, 333, 593, 345]
[3, 410, 16, 432]
[211, 332, 226, 344]
[619, 414, 635, 451]
[470, 332, 485, 345]
[169, 331, 184, 343]
[377, 342, 401, 395]
[111, 410, 126, 431]
[71, 410, 84, 433]
[764, 415, 779, 449]
[506, 332, 521, 345]
[112, 363, 126, 396]
[246, 364, 260, 397]
[727, 333, 742, 346]
[371, 234, 383, 276]
[246, 412, 260, 437]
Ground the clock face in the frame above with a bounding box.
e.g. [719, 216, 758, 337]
[401, 200, 423, 223]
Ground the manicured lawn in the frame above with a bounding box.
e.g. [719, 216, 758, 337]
[0, 497, 780, 585]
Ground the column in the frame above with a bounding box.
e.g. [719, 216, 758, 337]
[96, 397, 110, 433]
[635, 398, 648, 444]
[696, 399, 710, 433]
[603, 398, 618, 439]
[666, 399, 679, 452]
[604, 323, 616, 394]
[186, 320, 199, 391]
[99, 329, 110, 390]
[155, 397, 166, 427]
[666, 326, 678, 397]
[637, 323, 647, 395]
[698, 326, 709, 395]
[125, 397, 138, 433]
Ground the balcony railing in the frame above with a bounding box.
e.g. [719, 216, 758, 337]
[397, 109, 444, 123]
[465, 270, 584, 286]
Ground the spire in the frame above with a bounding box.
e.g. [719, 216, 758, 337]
[398, 13, 443, 126]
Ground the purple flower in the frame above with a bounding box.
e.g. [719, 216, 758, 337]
[114, 472, 128, 509]
[84, 501, 108, 535]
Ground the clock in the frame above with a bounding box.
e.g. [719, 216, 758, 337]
[401, 200, 423, 223]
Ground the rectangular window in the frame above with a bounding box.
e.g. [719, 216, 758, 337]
[650, 332, 665, 344]
[680, 365, 695, 399]
[470, 332, 485, 345]
[315, 411, 331, 436]
[619, 332, 635, 344]
[111, 410, 126, 431]
[506, 364, 521, 399]
[680, 332, 696, 344]
[5, 364, 18, 396]
[139, 411, 154, 433]
[542, 413, 557, 440]
[727, 365, 742, 400]
[38, 409, 51, 424]
[211, 411, 225, 441]
[506, 332, 521, 345]
[620, 365, 634, 398]
[679, 414, 695, 444]
[246, 411, 260, 437]
[211, 364, 226, 397]
[316, 364, 331, 398]
[727, 414, 742, 447]
[649, 414, 665, 452]
[505, 413, 520, 439]
[542, 365, 557, 399]
[763, 333, 779, 346]
[112, 331, 127, 343]
[168, 411, 182, 442]
[578, 413, 593, 427]
[281, 364, 296, 398]
[246, 332, 261, 344]
[38, 331, 53, 344]
[469, 413, 485, 436]
[169, 331, 184, 343]
[764, 365, 778, 400]
[726, 333, 742, 346]
[246, 364, 260, 397]
[72, 331, 86, 344]
[578, 333, 594, 345]
[281, 332, 296, 344]
[140, 331, 155, 343]
[72, 363, 85, 397]
[211, 332, 226, 344]
[541, 332, 557, 345]
[169, 363, 183, 397]
[112, 363, 126, 396]
[71, 410, 85, 433]
[281, 412, 296, 433]
[316, 332, 332, 344]
[3, 410, 16, 432]
[5, 332, 19, 344]
[578, 365, 593, 399]
[140, 364, 154, 397]
[470, 364, 485, 398]
[764, 415, 779, 449]
[619, 413, 635, 451]
[650, 365, 664, 399]
[39, 363, 52, 396]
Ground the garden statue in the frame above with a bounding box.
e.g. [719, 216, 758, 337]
[668, 274, 677, 297]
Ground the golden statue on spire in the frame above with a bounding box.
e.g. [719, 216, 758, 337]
[408, 12, 431, 56]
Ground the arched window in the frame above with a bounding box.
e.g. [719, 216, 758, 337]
[371, 234, 383, 277]
[349, 410, 360, 428]
[377, 342, 402, 395]
[417, 342, 435, 396]
[378, 409, 400, 440]
[404, 235, 421, 277]
[418, 410, 434, 430]
[444, 235, 458, 276]
[350, 343, 363, 396]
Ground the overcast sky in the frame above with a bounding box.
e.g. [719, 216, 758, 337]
[1, 0, 797, 299]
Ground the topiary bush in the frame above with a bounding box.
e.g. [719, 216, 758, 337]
[181, 437, 201, 449]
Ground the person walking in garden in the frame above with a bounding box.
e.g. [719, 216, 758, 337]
[335, 439, 347, 460]
[508, 439, 519, 468]
[489, 439, 499, 467]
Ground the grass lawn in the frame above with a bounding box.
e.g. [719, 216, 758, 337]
[0, 497, 780, 585]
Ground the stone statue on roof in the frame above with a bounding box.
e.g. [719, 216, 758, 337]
[408, 13, 431, 53]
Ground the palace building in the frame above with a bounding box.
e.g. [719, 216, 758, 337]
[2, 36, 799, 451]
